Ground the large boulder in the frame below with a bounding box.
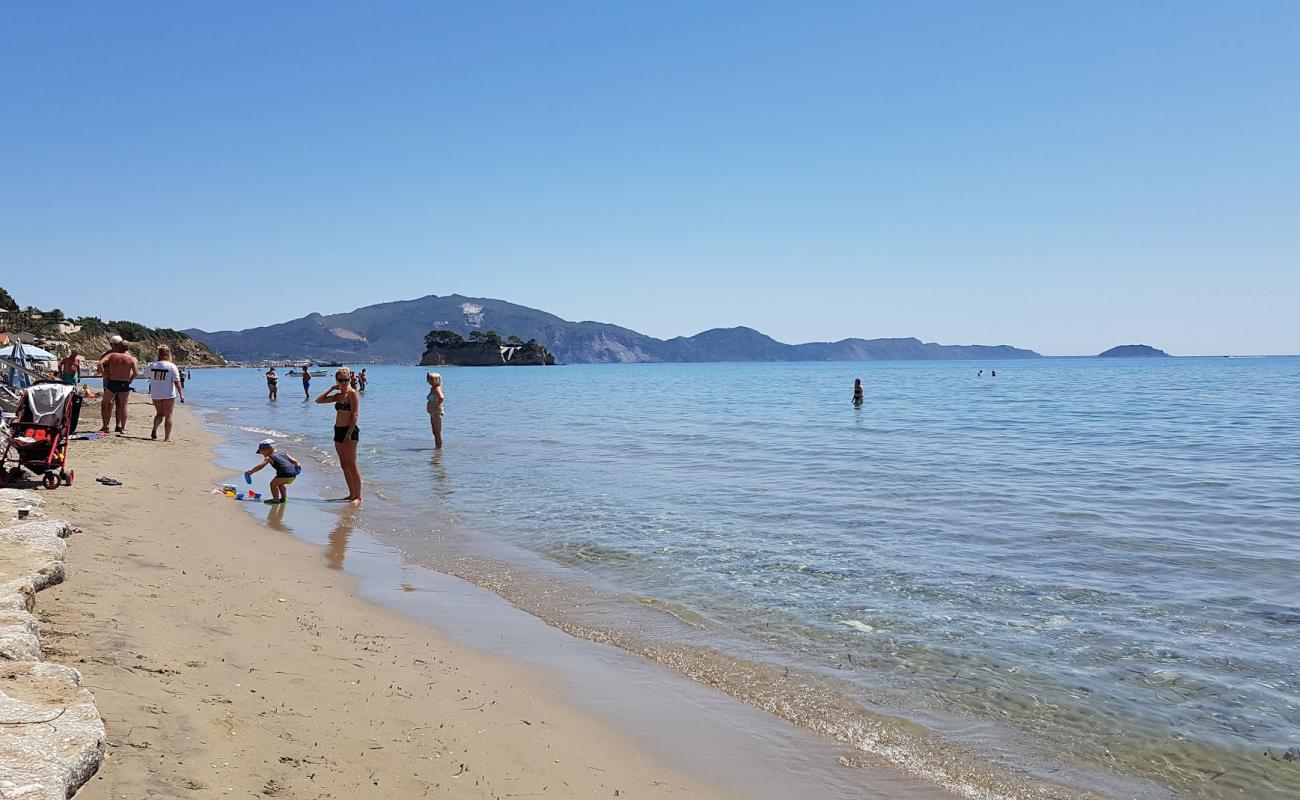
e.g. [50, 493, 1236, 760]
[0, 662, 105, 799]
[0, 495, 104, 796]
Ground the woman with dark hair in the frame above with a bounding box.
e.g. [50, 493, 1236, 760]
[315, 367, 362, 505]
[852, 378, 864, 407]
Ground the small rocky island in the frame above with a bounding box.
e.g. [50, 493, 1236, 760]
[1098, 344, 1171, 358]
[419, 330, 556, 366]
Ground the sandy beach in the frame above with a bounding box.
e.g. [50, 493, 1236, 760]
[35, 397, 730, 799]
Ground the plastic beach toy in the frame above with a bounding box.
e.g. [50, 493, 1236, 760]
[294, 466, 302, 475]
[245, 471, 253, 484]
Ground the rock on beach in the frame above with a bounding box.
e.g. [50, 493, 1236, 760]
[0, 488, 104, 799]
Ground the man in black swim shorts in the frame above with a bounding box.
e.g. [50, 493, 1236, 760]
[97, 336, 139, 434]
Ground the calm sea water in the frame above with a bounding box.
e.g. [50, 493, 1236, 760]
[192, 358, 1300, 799]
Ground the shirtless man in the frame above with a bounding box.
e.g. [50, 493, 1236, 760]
[98, 336, 139, 434]
[57, 348, 83, 385]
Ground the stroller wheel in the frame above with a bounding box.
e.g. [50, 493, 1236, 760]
[42, 472, 59, 491]
[64, 469, 75, 486]
[0, 471, 9, 488]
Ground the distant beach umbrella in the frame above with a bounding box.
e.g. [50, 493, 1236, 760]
[0, 342, 57, 362]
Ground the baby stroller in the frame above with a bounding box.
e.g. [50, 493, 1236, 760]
[0, 381, 76, 489]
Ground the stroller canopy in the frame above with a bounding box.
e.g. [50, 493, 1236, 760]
[23, 383, 75, 427]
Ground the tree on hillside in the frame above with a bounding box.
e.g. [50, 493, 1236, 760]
[74, 316, 108, 336]
[0, 288, 18, 312]
[506, 335, 524, 346]
[466, 330, 506, 345]
[108, 321, 153, 341]
[425, 329, 465, 348]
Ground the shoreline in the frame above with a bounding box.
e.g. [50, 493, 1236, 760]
[194, 372, 1140, 800]
[37, 398, 945, 798]
[38, 401, 734, 798]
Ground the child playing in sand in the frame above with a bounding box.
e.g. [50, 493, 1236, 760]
[245, 438, 301, 505]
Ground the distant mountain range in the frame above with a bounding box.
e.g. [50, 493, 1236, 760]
[185, 294, 1041, 365]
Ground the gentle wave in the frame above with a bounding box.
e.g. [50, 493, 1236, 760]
[189, 359, 1300, 800]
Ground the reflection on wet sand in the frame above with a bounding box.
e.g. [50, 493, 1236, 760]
[430, 449, 452, 500]
[266, 502, 289, 532]
[326, 507, 358, 570]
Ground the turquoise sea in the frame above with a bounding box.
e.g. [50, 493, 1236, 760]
[190, 358, 1300, 800]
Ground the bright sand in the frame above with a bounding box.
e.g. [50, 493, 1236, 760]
[36, 400, 733, 798]
[36, 397, 946, 799]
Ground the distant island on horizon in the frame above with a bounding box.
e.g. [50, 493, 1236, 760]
[419, 329, 556, 367]
[186, 294, 1042, 365]
[1098, 344, 1171, 358]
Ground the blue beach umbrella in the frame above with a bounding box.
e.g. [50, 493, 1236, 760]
[7, 339, 30, 390]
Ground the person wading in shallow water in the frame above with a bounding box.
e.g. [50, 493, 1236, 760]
[301, 364, 312, 399]
[426, 371, 444, 449]
[265, 366, 279, 400]
[852, 378, 864, 407]
[316, 367, 363, 505]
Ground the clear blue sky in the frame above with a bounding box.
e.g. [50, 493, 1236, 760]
[2, 2, 1296, 355]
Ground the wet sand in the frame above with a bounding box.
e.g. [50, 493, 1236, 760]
[37, 399, 732, 798]
[35, 397, 953, 799]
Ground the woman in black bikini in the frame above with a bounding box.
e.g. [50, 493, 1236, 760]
[315, 367, 362, 505]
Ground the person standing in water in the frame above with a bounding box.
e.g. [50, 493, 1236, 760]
[301, 363, 312, 399]
[426, 372, 444, 449]
[852, 378, 864, 407]
[316, 367, 362, 505]
[265, 366, 279, 400]
[358, 368, 367, 392]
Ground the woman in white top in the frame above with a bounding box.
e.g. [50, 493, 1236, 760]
[148, 345, 185, 441]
